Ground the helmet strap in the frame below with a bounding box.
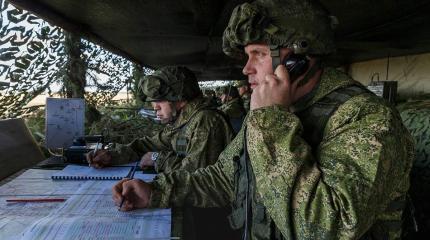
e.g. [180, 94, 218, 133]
[269, 45, 281, 71]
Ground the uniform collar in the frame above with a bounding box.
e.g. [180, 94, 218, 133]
[291, 68, 361, 112]
[171, 97, 214, 129]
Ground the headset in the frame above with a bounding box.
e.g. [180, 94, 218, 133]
[270, 46, 310, 82]
[283, 53, 309, 81]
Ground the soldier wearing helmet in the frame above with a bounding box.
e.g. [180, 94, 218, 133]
[112, 1, 414, 239]
[218, 85, 246, 133]
[236, 80, 251, 112]
[88, 66, 237, 239]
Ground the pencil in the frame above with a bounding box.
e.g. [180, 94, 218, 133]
[118, 162, 139, 210]
[6, 198, 66, 203]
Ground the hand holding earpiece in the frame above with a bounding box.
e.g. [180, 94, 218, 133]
[250, 64, 294, 110]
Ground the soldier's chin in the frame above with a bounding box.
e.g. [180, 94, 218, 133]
[159, 117, 171, 124]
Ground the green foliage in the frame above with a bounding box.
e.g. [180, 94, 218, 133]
[88, 103, 164, 144]
[23, 108, 50, 157]
[23, 101, 163, 158]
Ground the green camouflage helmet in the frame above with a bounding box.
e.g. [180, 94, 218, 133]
[235, 80, 249, 88]
[222, 0, 338, 58]
[139, 66, 202, 102]
[220, 85, 240, 98]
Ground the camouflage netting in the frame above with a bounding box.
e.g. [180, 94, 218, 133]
[398, 99, 430, 180]
[0, 0, 163, 158]
[397, 99, 430, 236]
[0, 0, 146, 118]
[0, 0, 67, 118]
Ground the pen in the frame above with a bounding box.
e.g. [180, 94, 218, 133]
[118, 162, 139, 210]
[6, 198, 66, 203]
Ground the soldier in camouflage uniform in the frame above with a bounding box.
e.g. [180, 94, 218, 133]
[112, 1, 414, 239]
[219, 85, 246, 118]
[88, 66, 237, 240]
[219, 86, 247, 133]
[203, 89, 220, 107]
[236, 80, 251, 112]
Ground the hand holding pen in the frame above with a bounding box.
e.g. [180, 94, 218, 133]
[112, 162, 152, 211]
[86, 143, 112, 168]
[118, 162, 139, 210]
[92, 142, 102, 163]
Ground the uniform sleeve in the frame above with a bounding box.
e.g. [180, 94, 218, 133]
[246, 96, 414, 239]
[154, 151, 179, 173]
[148, 128, 244, 209]
[109, 128, 175, 165]
[179, 112, 233, 171]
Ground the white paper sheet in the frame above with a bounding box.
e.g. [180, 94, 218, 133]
[0, 169, 170, 240]
[21, 181, 171, 240]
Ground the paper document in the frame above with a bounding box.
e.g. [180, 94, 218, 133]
[22, 213, 171, 240]
[1, 169, 168, 239]
[21, 178, 171, 239]
[0, 195, 65, 240]
[21, 195, 171, 240]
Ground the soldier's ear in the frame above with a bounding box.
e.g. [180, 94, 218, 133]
[174, 101, 187, 110]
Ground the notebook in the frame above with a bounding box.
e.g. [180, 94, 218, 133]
[51, 165, 133, 180]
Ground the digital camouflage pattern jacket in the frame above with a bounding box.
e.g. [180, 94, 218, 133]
[109, 97, 236, 240]
[148, 68, 414, 240]
[109, 97, 234, 172]
[219, 97, 247, 134]
[219, 97, 247, 120]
